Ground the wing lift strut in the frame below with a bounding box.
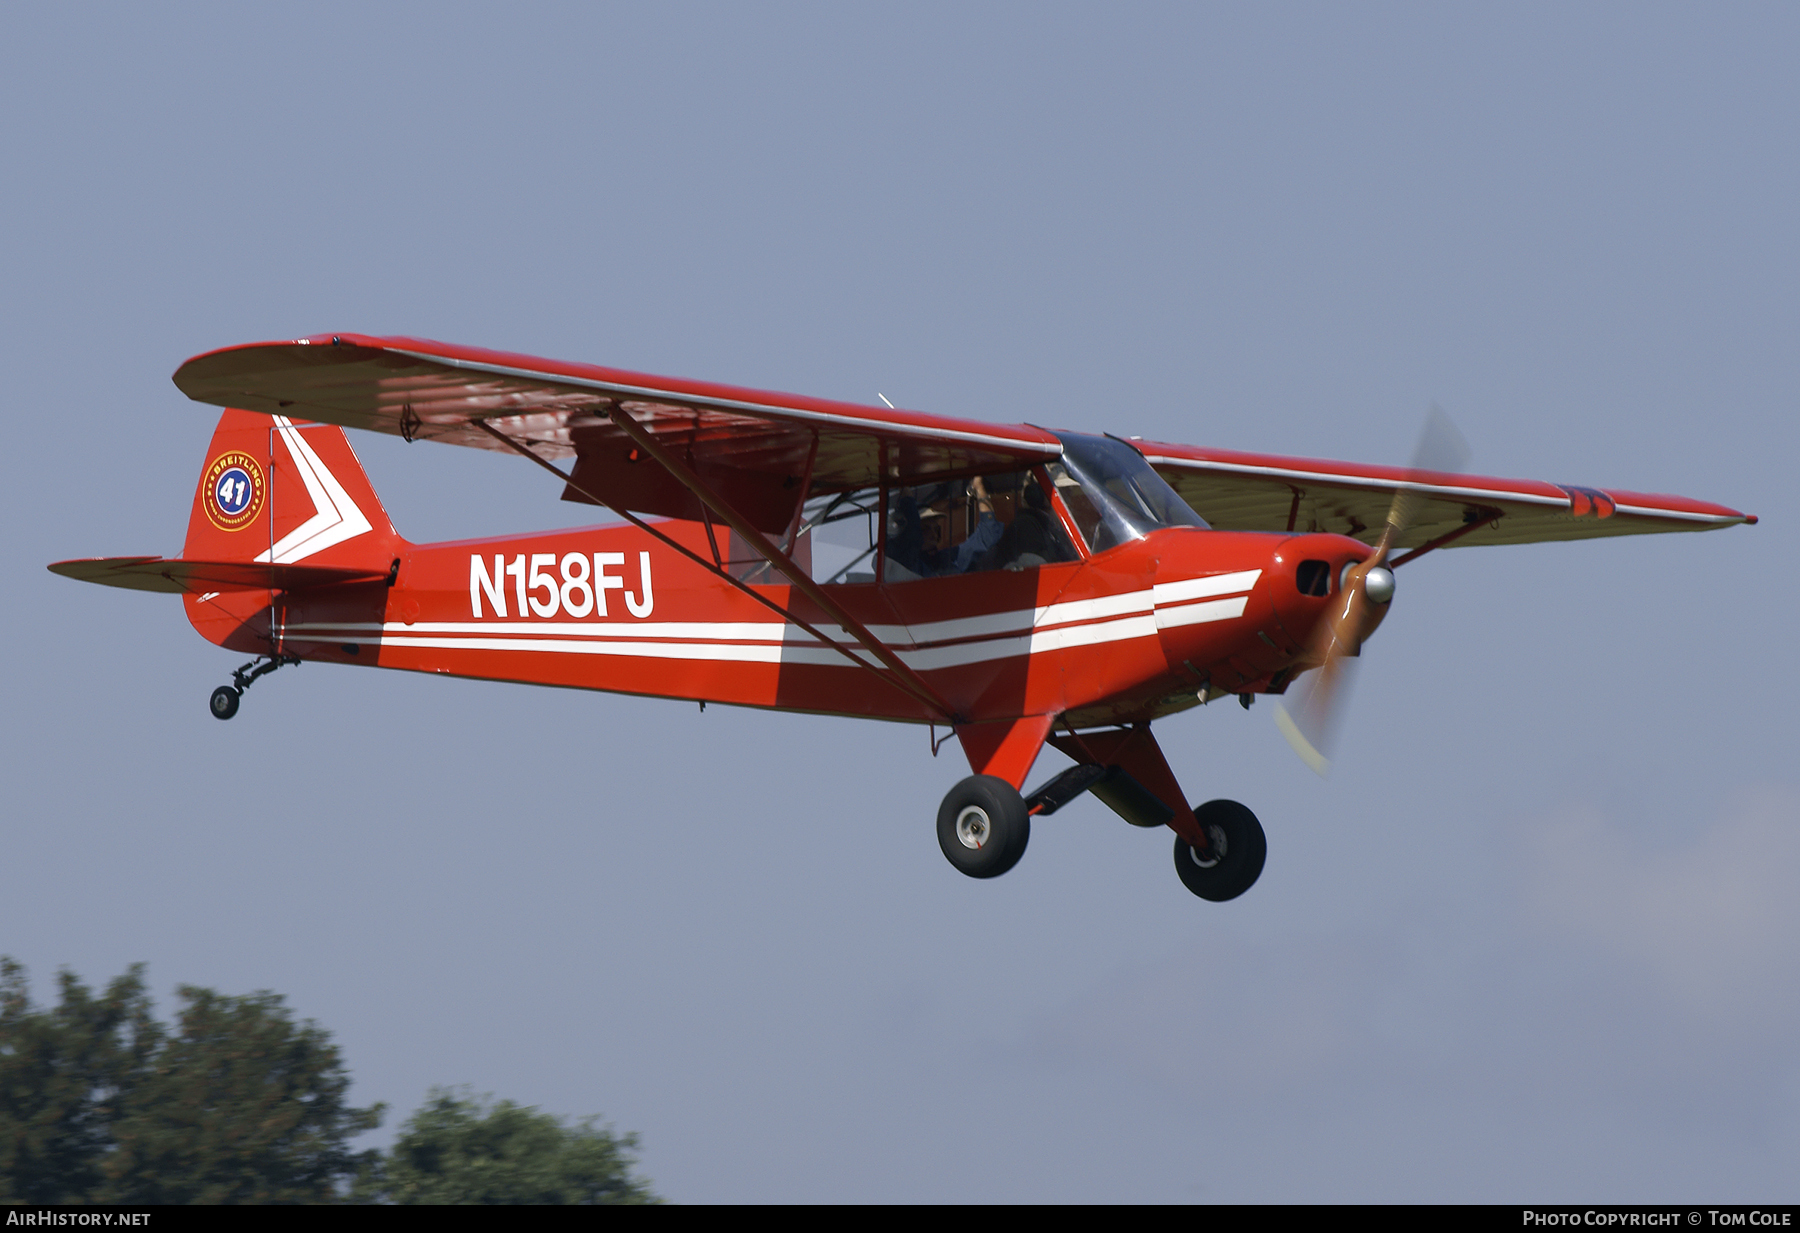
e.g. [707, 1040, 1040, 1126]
[471, 417, 961, 724]
[1390, 508, 1502, 568]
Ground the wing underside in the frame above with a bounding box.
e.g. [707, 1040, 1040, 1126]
[1138, 442, 1754, 551]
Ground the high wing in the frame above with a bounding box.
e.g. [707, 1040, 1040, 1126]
[174, 334, 1060, 533]
[172, 334, 1752, 551]
[1138, 439, 1755, 554]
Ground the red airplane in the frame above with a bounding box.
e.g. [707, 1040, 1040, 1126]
[50, 335, 1755, 901]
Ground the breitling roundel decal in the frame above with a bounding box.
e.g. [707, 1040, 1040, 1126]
[203, 451, 265, 531]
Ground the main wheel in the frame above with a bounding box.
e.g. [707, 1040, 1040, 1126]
[936, 775, 1030, 879]
[1173, 799, 1266, 901]
[209, 685, 241, 720]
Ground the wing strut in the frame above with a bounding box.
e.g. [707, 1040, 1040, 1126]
[471, 420, 957, 723]
[601, 406, 962, 722]
[1390, 510, 1501, 568]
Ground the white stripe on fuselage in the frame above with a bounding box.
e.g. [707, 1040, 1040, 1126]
[282, 570, 1262, 670]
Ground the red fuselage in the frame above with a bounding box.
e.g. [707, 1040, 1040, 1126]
[183, 519, 1372, 730]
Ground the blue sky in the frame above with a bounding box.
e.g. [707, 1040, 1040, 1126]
[3, 3, 1794, 1201]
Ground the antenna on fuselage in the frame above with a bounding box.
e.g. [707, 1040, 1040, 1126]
[877, 394, 895, 409]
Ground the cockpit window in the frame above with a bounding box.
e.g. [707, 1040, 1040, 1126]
[883, 470, 1079, 582]
[1050, 433, 1209, 552]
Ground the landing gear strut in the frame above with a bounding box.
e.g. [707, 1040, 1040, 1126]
[208, 653, 300, 721]
[937, 775, 1030, 878]
[1173, 799, 1266, 901]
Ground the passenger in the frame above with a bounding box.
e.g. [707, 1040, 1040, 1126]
[884, 494, 927, 580]
[978, 476, 1070, 571]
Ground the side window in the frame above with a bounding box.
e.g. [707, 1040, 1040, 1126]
[796, 489, 881, 585]
[883, 470, 1078, 583]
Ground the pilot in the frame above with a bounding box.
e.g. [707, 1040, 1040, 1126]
[929, 476, 1002, 576]
[884, 477, 1003, 580]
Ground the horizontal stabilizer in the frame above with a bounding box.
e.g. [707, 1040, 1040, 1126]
[48, 556, 388, 594]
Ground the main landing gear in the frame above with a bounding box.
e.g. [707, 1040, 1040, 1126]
[936, 775, 1031, 878]
[208, 653, 300, 721]
[1173, 799, 1266, 902]
[934, 769, 1267, 902]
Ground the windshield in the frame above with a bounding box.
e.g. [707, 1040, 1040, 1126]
[1051, 433, 1209, 552]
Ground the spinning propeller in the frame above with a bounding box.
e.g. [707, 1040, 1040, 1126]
[1274, 409, 1470, 776]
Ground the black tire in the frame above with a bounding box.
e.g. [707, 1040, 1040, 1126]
[209, 685, 241, 721]
[1173, 799, 1266, 901]
[936, 775, 1030, 879]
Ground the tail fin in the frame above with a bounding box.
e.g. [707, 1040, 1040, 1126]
[185, 408, 402, 571]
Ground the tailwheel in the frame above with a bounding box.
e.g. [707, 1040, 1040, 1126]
[207, 652, 300, 721]
[209, 685, 241, 720]
[937, 775, 1030, 879]
[1173, 799, 1266, 901]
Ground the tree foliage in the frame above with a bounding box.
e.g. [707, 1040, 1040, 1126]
[1, 960, 660, 1204]
[0, 958, 155, 1201]
[0, 958, 381, 1203]
[356, 1088, 658, 1205]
